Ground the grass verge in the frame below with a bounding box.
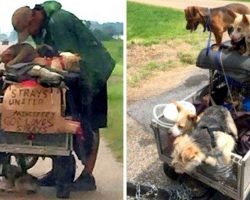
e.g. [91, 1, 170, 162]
[102, 40, 123, 162]
[127, 2, 210, 87]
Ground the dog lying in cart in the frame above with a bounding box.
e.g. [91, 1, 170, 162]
[0, 44, 82, 196]
[152, 43, 250, 200]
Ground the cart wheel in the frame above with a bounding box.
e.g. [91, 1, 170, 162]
[163, 163, 180, 180]
[179, 174, 215, 200]
[15, 155, 39, 171]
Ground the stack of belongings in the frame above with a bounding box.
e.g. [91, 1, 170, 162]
[195, 41, 250, 186]
[0, 43, 81, 88]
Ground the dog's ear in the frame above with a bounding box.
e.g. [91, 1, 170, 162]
[187, 114, 199, 122]
[173, 101, 184, 112]
[226, 9, 238, 20]
[190, 6, 198, 17]
[196, 7, 205, 18]
[74, 53, 81, 61]
[226, 9, 241, 20]
[242, 14, 250, 25]
[181, 146, 198, 162]
[184, 8, 188, 16]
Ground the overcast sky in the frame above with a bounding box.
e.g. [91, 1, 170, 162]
[0, 0, 125, 34]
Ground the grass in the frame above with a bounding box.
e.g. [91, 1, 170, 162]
[127, 1, 208, 45]
[177, 52, 196, 65]
[128, 60, 177, 87]
[128, 2, 191, 44]
[102, 39, 123, 162]
[127, 2, 211, 87]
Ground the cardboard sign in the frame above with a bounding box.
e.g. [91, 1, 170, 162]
[1, 84, 61, 133]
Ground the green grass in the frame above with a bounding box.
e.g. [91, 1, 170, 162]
[127, 1, 208, 45]
[128, 2, 187, 44]
[127, 2, 211, 87]
[177, 52, 196, 65]
[128, 60, 177, 87]
[102, 40, 123, 162]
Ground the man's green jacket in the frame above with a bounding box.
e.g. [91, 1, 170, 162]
[33, 1, 115, 99]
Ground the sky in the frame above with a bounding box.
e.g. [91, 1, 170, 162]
[0, 0, 125, 34]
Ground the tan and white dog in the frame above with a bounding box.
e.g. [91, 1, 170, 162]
[168, 101, 199, 137]
[228, 11, 250, 55]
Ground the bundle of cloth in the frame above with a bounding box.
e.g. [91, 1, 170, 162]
[0, 43, 81, 87]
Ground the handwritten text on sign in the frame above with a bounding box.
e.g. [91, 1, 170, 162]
[1, 85, 61, 133]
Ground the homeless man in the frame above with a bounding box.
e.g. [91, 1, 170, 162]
[12, 1, 115, 198]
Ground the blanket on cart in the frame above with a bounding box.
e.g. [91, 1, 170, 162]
[4, 62, 79, 88]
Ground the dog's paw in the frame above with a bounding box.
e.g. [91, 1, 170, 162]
[223, 155, 232, 165]
[205, 156, 217, 166]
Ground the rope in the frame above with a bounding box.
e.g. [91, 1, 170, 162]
[205, 8, 212, 56]
[134, 182, 192, 200]
[209, 70, 217, 106]
[215, 48, 237, 114]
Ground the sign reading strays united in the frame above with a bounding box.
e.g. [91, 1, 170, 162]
[1, 84, 61, 133]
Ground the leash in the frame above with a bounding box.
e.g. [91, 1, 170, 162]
[214, 48, 237, 114]
[205, 8, 212, 56]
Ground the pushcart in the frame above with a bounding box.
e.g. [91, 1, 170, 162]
[0, 79, 80, 171]
[151, 46, 250, 200]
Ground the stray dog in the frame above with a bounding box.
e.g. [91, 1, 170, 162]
[1, 164, 38, 194]
[0, 43, 81, 72]
[184, 3, 250, 47]
[169, 101, 198, 137]
[171, 106, 237, 174]
[229, 12, 250, 56]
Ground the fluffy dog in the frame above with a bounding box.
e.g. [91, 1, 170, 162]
[229, 12, 250, 56]
[184, 3, 250, 46]
[171, 106, 237, 174]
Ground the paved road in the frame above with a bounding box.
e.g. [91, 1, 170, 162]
[0, 137, 123, 200]
[128, 68, 208, 132]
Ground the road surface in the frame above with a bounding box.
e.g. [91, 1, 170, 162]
[0, 137, 123, 200]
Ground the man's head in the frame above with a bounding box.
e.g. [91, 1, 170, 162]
[12, 6, 45, 42]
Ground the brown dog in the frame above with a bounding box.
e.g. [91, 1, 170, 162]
[184, 3, 250, 46]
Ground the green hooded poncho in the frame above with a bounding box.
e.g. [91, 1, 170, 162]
[33, 1, 115, 100]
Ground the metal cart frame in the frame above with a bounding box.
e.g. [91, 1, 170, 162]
[151, 86, 250, 200]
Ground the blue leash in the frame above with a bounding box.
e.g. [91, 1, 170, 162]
[205, 8, 212, 56]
